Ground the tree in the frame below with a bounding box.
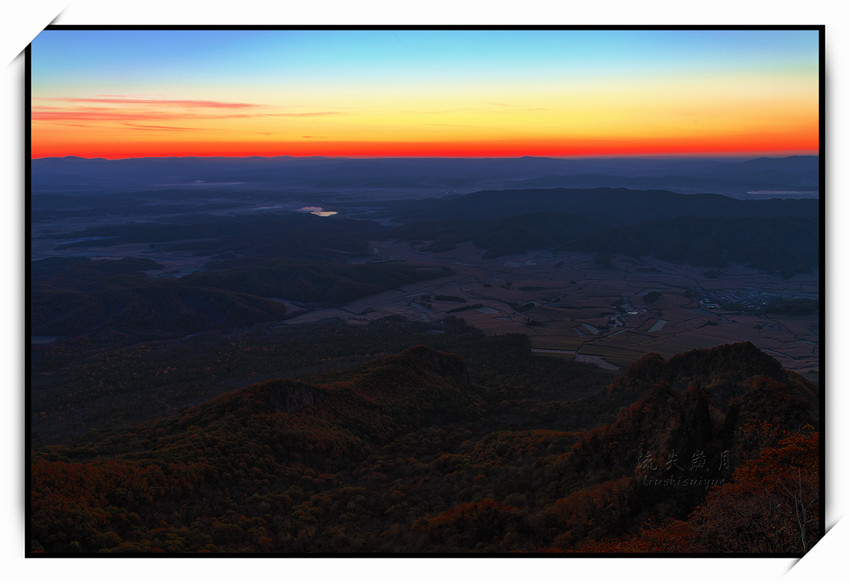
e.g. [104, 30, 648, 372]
[690, 431, 819, 553]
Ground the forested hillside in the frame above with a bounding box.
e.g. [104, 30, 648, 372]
[29, 341, 818, 555]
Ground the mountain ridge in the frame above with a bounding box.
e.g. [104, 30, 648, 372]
[29, 340, 817, 554]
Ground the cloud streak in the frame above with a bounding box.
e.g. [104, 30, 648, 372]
[43, 96, 258, 109]
[122, 123, 200, 131]
[32, 106, 345, 123]
[32, 95, 345, 127]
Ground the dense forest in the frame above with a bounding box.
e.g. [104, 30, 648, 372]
[29, 332, 819, 555]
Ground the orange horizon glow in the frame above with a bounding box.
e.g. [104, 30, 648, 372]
[30, 136, 820, 160]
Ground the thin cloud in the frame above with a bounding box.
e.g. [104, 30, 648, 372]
[32, 108, 186, 122]
[32, 106, 345, 123]
[43, 96, 259, 109]
[122, 123, 199, 131]
[44, 122, 91, 128]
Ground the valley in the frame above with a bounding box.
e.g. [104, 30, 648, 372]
[30, 158, 821, 383]
[285, 239, 819, 377]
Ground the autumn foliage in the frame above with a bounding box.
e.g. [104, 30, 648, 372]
[29, 340, 820, 555]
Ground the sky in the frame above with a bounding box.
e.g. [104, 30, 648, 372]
[29, 28, 821, 159]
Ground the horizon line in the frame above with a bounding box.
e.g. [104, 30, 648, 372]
[31, 152, 819, 162]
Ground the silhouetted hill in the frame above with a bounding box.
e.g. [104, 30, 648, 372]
[603, 343, 818, 482]
[31, 256, 448, 342]
[50, 213, 378, 261]
[590, 341, 817, 477]
[700, 155, 819, 177]
[380, 212, 606, 257]
[31, 256, 164, 287]
[32, 155, 818, 198]
[376, 189, 817, 273]
[183, 258, 449, 305]
[606, 341, 814, 411]
[31, 257, 288, 339]
[64, 345, 477, 462]
[383, 187, 818, 223]
[536, 342, 817, 547]
[556, 215, 818, 274]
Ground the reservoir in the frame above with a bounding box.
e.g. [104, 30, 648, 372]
[298, 206, 338, 217]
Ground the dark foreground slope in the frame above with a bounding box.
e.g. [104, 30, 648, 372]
[30, 342, 818, 555]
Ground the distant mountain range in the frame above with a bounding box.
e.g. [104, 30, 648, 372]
[31, 155, 819, 198]
[378, 185, 819, 222]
